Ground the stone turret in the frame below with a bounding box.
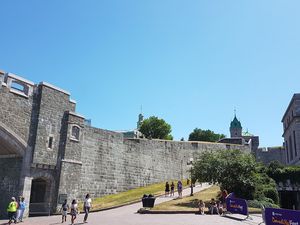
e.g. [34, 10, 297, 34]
[230, 115, 242, 137]
[137, 113, 144, 129]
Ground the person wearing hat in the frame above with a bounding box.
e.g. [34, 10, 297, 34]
[7, 197, 18, 224]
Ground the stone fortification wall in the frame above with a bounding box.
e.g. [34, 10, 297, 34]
[256, 147, 287, 165]
[0, 77, 33, 145]
[32, 84, 75, 166]
[76, 126, 250, 199]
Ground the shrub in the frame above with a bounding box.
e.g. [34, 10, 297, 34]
[263, 188, 279, 205]
[248, 199, 279, 209]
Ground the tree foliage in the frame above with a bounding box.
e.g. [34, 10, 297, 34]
[267, 162, 300, 185]
[192, 149, 278, 202]
[139, 116, 173, 140]
[188, 128, 225, 142]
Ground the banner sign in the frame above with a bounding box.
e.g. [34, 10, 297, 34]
[265, 207, 300, 225]
[226, 196, 248, 216]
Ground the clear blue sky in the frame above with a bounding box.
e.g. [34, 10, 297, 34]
[1, 1, 299, 147]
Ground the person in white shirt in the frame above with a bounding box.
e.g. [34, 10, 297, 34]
[83, 193, 92, 223]
[70, 199, 78, 225]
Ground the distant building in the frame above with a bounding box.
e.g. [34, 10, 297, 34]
[282, 93, 300, 165]
[117, 113, 144, 139]
[218, 114, 260, 153]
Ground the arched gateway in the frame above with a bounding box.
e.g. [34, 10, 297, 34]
[0, 123, 26, 218]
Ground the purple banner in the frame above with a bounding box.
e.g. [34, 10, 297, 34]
[226, 196, 248, 216]
[265, 207, 300, 225]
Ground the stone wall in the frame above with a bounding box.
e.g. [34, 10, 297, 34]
[0, 157, 23, 219]
[32, 84, 75, 166]
[0, 82, 33, 144]
[256, 147, 287, 165]
[63, 126, 251, 201]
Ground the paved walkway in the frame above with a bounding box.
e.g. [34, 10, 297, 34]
[0, 184, 263, 225]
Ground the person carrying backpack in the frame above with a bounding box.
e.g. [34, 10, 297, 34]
[7, 197, 18, 225]
[60, 199, 69, 223]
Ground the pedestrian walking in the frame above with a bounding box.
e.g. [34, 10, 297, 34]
[177, 180, 183, 198]
[60, 199, 69, 223]
[70, 199, 78, 225]
[170, 182, 175, 196]
[17, 197, 26, 222]
[83, 194, 92, 223]
[7, 197, 18, 224]
[165, 182, 170, 197]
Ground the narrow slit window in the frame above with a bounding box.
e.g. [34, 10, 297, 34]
[48, 136, 53, 149]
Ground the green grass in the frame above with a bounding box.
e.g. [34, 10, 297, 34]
[153, 185, 220, 211]
[79, 179, 188, 211]
[152, 185, 261, 213]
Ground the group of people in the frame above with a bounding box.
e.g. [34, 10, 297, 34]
[60, 193, 92, 224]
[6, 194, 92, 225]
[198, 189, 228, 215]
[164, 180, 183, 198]
[6, 196, 26, 224]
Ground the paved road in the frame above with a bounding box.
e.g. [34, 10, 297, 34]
[0, 184, 263, 225]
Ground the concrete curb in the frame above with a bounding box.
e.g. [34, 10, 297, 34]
[137, 209, 261, 215]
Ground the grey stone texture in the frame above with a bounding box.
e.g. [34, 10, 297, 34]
[282, 94, 300, 165]
[0, 157, 23, 218]
[255, 146, 287, 165]
[0, 71, 251, 218]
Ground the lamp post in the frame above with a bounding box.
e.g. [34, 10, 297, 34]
[187, 157, 194, 196]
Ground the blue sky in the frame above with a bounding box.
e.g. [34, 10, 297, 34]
[1, 1, 299, 147]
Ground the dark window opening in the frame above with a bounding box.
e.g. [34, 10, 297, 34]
[289, 135, 294, 161]
[286, 141, 289, 163]
[71, 126, 80, 140]
[48, 136, 53, 149]
[294, 131, 298, 157]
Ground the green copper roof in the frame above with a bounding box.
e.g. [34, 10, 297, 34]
[230, 116, 242, 129]
[242, 130, 253, 136]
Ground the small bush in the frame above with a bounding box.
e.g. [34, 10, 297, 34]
[248, 199, 279, 209]
[263, 188, 279, 205]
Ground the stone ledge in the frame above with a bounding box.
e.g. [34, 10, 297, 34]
[7, 73, 34, 86]
[9, 88, 29, 98]
[68, 111, 85, 119]
[39, 81, 70, 96]
[31, 163, 56, 170]
[61, 159, 83, 165]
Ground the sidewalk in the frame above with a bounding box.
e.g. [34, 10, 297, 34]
[0, 183, 263, 225]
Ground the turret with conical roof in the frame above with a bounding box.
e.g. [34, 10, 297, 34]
[230, 115, 242, 137]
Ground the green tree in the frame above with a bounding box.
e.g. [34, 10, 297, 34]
[139, 116, 173, 140]
[192, 149, 277, 201]
[188, 128, 225, 142]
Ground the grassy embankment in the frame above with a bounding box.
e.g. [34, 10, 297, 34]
[152, 185, 261, 213]
[78, 180, 188, 211]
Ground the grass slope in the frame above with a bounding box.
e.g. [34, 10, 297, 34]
[79, 180, 188, 211]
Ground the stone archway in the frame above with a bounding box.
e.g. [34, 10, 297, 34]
[0, 123, 27, 219]
[0, 122, 26, 157]
[29, 173, 56, 216]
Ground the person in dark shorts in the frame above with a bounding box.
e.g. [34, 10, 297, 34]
[165, 182, 170, 196]
[7, 197, 18, 225]
[170, 182, 175, 196]
[60, 199, 69, 223]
